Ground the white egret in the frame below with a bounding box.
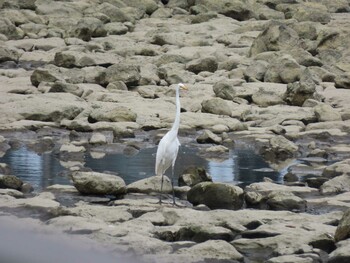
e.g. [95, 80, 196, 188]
[155, 83, 188, 205]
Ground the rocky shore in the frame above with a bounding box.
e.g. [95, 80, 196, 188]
[1, 0, 350, 262]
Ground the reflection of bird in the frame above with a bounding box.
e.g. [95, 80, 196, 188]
[155, 83, 188, 205]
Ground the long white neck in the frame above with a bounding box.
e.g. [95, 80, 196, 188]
[171, 85, 181, 133]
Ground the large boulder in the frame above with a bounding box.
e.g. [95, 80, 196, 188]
[72, 171, 126, 195]
[320, 175, 350, 195]
[284, 80, 316, 106]
[187, 182, 244, 210]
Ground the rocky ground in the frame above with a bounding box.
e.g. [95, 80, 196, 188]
[1, 0, 350, 262]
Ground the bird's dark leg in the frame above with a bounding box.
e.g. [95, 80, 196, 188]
[158, 174, 164, 204]
[171, 165, 176, 206]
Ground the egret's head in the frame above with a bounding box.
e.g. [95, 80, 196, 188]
[178, 83, 188, 91]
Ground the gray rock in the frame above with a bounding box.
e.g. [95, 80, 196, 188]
[104, 63, 140, 87]
[187, 182, 244, 210]
[322, 159, 350, 178]
[314, 104, 342, 122]
[329, 239, 350, 263]
[266, 191, 307, 212]
[292, 3, 331, 24]
[49, 81, 84, 97]
[335, 209, 350, 242]
[89, 106, 137, 123]
[0, 18, 23, 39]
[320, 175, 350, 195]
[0, 188, 24, 198]
[89, 133, 107, 145]
[0, 46, 19, 63]
[186, 56, 218, 74]
[260, 135, 299, 162]
[0, 175, 23, 190]
[252, 87, 285, 107]
[213, 79, 244, 101]
[178, 166, 212, 187]
[201, 98, 232, 116]
[70, 17, 106, 41]
[264, 55, 301, 84]
[30, 67, 62, 87]
[127, 175, 172, 194]
[284, 81, 316, 106]
[335, 73, 350, 89]
[244, 60, 269, 81]
[249, 22, 301, 57]
[196, 129, 222, 145]
[72, 171, 126, 195]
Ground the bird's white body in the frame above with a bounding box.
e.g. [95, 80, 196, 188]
[155, 83, 186, 204]
[155, 129, 180, 177]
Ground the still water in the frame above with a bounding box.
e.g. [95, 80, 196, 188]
[0, 145, 282, 191]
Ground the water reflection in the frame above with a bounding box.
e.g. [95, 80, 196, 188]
[0, 147, 69, 189]
[0, 145, 282, 190]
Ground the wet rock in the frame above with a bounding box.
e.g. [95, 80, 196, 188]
[127, 175, 172, 194]
[334, 209, 350, 242]
[187, 182, 244, 210]
[178, 166, 212, 187]
[0, 163, 11, 175]
[266, 191, 307, 212]
[260, 135, 298, 162]
[283, 172, 299, 183]
[201, 98, 232, 116]
[0, 174, 23, 190]
[196, 129, 222, 145]
[186, 56, 218, 74]
[89, 132, 107, 145]
[72, 171, 126, 196]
